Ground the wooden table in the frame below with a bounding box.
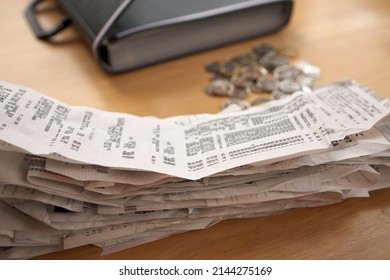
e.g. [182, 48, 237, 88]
[1, 0, 390, 259]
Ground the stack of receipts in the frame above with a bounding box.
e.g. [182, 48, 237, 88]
[0, 79, 389, 259]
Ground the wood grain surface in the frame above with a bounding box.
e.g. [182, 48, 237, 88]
[1, 0, 389, 259]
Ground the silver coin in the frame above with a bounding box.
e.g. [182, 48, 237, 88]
[295, 75, 315, 87]
[295, 60, 321, 80]
[220, 98, 250, 111]
[260, 52, 289, 71]
[253, 43, 276, 57]
[240, 65, 264, 81]
[205, 61, 221, 74]
[230, 74, 252, 88]
[278, 78, 302, 94]
[268, 54, 289, 70]
[219, 59, 241, 77]
[258, 51, 274, 68]
[234, 52, 258, 65]
[301, 85, 312, 94]
[271, 89, 289, 100]
[258, 65, 269, 76]
[254, 76, 278, 93]
[231, 85, 251, 99]
[205, 79, 235, 96]
[273, 65, 301, 80]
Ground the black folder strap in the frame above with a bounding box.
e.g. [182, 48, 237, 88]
[25, 0, 71, 40]
[25, 0, 133, 72]
[91, 0, 134, 72]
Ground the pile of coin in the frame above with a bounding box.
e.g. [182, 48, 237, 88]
[204, 43, 321, 110]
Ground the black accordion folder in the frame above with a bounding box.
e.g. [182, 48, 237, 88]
[26, 0, 293, 73]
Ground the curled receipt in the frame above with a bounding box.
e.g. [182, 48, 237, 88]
[0, 79, 388, 180]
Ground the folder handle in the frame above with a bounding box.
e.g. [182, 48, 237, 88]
[25, 0, 71, 40]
